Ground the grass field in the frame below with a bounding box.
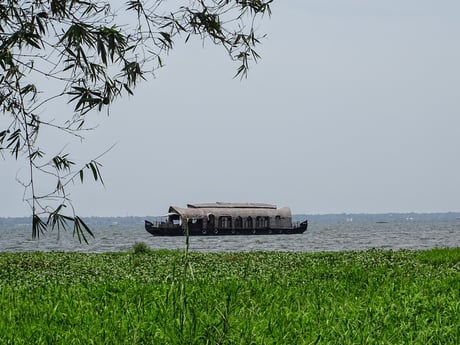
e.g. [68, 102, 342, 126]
[0, 246, 458, 344]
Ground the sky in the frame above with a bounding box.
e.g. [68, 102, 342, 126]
[1, 0, 460, 217]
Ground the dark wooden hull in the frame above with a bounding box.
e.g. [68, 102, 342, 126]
[144, 220, 308, 236]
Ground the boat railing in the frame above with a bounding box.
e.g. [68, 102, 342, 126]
[151, 221, 181, 229]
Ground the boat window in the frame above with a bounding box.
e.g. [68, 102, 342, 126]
[208, 214, 215, 223]
[275, 215, 281, 226]
[169, 215, 181, 225]
[218, 216, 232, 228]
[207, 214, 215, 230]
[244, 216, 253, 229]
[256, 216, 269, 229]
[234, 216, 243, 229]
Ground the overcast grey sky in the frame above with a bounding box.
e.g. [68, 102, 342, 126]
[2, 0, 460, 217]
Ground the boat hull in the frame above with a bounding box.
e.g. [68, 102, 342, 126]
[144, 220, 308, 236]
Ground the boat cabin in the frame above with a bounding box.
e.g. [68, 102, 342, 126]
[145, 202, 307, 236]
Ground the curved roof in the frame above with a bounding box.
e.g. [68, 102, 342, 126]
[169, 205, 291, 219]
[187, 202, 277, 209]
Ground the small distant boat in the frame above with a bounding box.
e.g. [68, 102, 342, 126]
[376, 221, 389, 224]
[145, 202, 308, 236]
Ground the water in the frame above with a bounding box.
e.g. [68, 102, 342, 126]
[1, 220, 459, 253]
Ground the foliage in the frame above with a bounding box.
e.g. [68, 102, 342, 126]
[131, 241, 150, 254]
[0, 248, 458, 344]
[0, 0, 272, 239]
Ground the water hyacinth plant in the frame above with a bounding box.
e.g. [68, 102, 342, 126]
[0, 247, 458, 344]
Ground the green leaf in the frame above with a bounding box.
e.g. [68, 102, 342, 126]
[123, 83, 133, 95]
[32, 215, 47, 240]
[48, 205, 72, 231]
[52, 154, 75, 171]
[0, 130, 10, 145]
[6, 129, 21, 159]
[29, 150, 44, 161]
[97, 36, 107, 65]
[73, 216, 94, 244]
[86, 160, 104, 185]
[126, 0, 143, 14]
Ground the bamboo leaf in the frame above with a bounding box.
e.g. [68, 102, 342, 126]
[74, 216, 94, 244]
[32, 215, 47, 240]
[88, 161, 98, 181]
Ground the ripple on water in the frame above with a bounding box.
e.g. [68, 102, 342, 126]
[0, 221, 459, 252]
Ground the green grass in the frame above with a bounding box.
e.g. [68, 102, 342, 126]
[0, 247, 458, 344]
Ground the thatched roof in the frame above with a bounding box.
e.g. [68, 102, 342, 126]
[187, 202, 277, 209]
[168, 203, 291, 219]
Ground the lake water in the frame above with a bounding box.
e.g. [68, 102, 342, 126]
[1, 220, 459, 253]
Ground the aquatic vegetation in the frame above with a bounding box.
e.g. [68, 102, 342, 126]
[131, 241, 151, 255]
[0, 248, 458, 344]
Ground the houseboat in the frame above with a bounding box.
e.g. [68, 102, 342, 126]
[144, 202, 308, 236]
